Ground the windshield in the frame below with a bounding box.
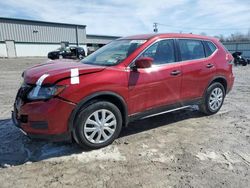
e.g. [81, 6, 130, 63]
[56, 47, 71, 52]
[81, 39, 146, 66]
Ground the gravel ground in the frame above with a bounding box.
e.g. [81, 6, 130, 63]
[0, 58, 249, 188]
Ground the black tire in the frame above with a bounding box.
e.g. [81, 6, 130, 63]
[242, 60, 247, 66]
[78, 54, 84, 59]
[74, 101, 122, 149]
[48, 56, 55, 60]
[199, 82, 225, 115]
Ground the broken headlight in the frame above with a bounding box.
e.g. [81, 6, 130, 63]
[27, 85, 65, 100]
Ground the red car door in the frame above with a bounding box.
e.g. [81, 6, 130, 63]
[178, 39, 216, 101]
[127, 39, 182, 115]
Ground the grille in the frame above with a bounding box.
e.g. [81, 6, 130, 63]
[16, 83, 32, 101]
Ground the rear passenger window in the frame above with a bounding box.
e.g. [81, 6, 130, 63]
[179, 39, 205, 61]
[204, 41, 217, 57]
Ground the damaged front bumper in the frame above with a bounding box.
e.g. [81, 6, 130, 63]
[12, 97, 76, 142]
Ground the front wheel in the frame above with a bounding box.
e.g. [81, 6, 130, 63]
[74, 101, 122, 149]
[199, 82, 225, 115]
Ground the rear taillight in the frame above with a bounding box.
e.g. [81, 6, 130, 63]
[226, 53, 234, 64]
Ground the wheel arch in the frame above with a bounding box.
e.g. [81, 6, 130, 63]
[205, 76, 228, 96]
[68, 91, 128, 132]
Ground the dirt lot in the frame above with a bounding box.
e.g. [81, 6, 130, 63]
[0, 58, 249, 188]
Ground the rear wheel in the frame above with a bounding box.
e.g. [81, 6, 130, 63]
[74, 101, 122, 149]
[199, 82, 225, 115]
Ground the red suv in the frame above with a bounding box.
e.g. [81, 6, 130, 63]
[12, 33, 234, 149]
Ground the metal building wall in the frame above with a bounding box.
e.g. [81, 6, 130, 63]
[0, 18, 86, 44]
[0, 43, 7, 57]
[0, 18, 87, 57]
[77, 26, 87, 45]
[15, 44, 61, 57]
[223, 42, 250, 58]
[86, 35, 120, 44]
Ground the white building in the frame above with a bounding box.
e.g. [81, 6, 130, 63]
[0, 17, 119, 58]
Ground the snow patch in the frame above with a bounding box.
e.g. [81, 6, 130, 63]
[196, 151, 250, 169]
[196, 151, 220, 161]
[75, 146, 126, 162]
[49, 146, 126, 163]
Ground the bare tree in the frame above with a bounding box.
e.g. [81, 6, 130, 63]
[214, 34, 226, 42]
[214, 30, 250, 42]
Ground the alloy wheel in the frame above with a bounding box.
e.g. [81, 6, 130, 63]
[83, 109, 117, 144]
[209, 87, 223, 111]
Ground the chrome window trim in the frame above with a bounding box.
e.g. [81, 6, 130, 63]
[128, 37, 218, 69]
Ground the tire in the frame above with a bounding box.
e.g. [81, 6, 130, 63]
[199, 82, 225, 115]
[78, 54, 83, 59]
[74, 101, 122, 149]
[242, 60, 247, 66]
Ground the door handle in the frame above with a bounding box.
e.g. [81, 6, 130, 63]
[170, 70, 181, 76]
[206, 63, 214, 68]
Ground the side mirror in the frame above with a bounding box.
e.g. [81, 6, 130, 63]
[134, 57, 153, 69]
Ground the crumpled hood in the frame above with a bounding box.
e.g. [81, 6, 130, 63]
[23, 59, 105, 85]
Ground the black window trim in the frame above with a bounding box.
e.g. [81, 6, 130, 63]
[203, 40, 218, 57]
[128, 38, 219, 69]
[176, 38, 219, 63]
[202, 41, 211, 57]
[176, 38, 207, 62]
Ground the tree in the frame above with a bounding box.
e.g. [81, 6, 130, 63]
[214, 34, 225, 42]
[214, 31, 250, 42]
[200, 32, 207, 36]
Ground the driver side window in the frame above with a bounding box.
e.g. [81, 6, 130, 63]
[140, 39, 175, 65]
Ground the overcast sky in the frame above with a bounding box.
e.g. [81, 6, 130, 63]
[0, 0, 249, 37]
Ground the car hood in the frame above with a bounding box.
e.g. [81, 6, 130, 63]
[23, 59, 106, 85]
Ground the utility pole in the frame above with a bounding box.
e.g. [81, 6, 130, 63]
[153, 23, 158, 33]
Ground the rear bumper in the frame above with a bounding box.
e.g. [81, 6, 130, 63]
[12, 97, 76, 142]
[227, 74, 235, 94]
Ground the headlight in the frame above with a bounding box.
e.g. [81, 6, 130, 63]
[27, 85, 65, 100]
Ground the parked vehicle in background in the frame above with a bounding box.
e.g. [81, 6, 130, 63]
[13, 33, 234, 149]
[48, 46, 85, 60]
[232, 51, 248, 66]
